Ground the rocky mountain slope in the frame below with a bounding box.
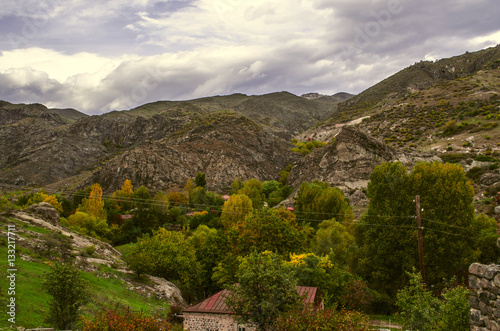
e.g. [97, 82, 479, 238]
[1, 46, 499, 211]
[0, 92, 340, 193]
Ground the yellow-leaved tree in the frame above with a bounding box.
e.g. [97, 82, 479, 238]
[79, 183, 106, 220]
[220, 194, 253, 230]
[122, 179, 133, 195]
[43, 195, 63, 212]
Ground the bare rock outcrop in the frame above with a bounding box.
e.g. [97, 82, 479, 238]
[26, 202, 60, 225]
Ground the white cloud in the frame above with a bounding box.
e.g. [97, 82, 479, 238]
[0, 0, 499, 114]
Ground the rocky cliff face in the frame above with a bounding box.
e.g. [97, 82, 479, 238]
[287, 126, 440, 205]
[86, 115, 297, 193]
[0, 92, 336, 191]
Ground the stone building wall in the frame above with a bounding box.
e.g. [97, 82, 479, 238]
[469, 262, 500, 330]
[183, 312, 256, 331]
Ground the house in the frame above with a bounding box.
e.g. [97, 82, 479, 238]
[182, 286, 323, 331]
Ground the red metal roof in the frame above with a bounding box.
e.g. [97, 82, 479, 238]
[184, 286, 319, 314]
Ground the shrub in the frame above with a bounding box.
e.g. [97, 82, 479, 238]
[83, 309, 183, 331]
[275, 307, 368, 331]
[43, 262, 88, 330]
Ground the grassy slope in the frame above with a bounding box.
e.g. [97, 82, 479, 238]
[0, 219, 171, 330]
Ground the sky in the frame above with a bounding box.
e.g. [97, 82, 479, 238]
[0, 0, 499, 115]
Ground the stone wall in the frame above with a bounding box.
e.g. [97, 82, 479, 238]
[469, 262, 500, 330]
[183, 312, 256, 331]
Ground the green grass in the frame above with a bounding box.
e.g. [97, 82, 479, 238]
[0, 239, 170, 329]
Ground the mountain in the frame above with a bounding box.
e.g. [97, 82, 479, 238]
[1, 46, 499, 211]
[0, 92, 342, 193]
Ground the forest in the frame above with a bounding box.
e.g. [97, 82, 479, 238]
[5, 160, 498, 330]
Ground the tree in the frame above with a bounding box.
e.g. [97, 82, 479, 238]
[131, 186, 158, 233]
[286, 253, 365, 309]
[230, 177, 244, 195]
[187, 225, 228, 294]
[311, 219, 354, 266]
[195, 172, 206, 189]
[396, 270, 469, 331]
[184, 178, 195, 203]
[43, 262, 88, 330]
[122, 179, 134, 195]
[61, 211, 110, 240]
[79, 183, 106, 220]
[353, 161, 476, 302]
[220, 194, 253, 229]
[42, 195, 63, 212]
[395, 270, 440, 331]
[228, 207, 306, 257]
[238, 178, 265, 209]
[295, 181, 353, 225]
[125, 228, 201, 297]
[226, 251, 302, 331]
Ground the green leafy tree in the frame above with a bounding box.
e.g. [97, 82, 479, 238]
[230, 177, 244, 195]
[220, 194, 253, 229]
[238, 178, 265, 209]
[471, 214, 499, 264]
[195, 172, 207, 189]
[43, 262, 88, 330]
[228, 207, 306, 257]
[226, 251, 302, 331]
[61, 211, 111, 240]
[188, 225, 228, 294]
[354, 161, 476, 302]
[396, 270, 440, 331]
[131, 186, 159, 233]
[125, 228, 201, 297]
[295, 181, 353, 225]
[311, 219, 354, 266]
[396, 270, 469, 331]
[286, 253, 365, 309]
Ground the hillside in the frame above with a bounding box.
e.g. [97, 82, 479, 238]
[1, 46, 499, 212]
[0, 202, 184, 329]
[0, 92, 341, 193]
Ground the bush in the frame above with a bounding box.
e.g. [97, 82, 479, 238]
[83, 309, 184, 331]
[396, 270, 469, 331]
[275, 307, 368, 331]
[43, 262, 88, 330]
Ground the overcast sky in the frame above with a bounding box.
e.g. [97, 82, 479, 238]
[0, 0, 499, 114]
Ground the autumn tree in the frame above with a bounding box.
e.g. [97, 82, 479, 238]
[226, 251, 302, 331]
[122, 179, 133, 195]
[79, 184, 106, 220]
[184, 178, 195, 203]
[220, 194, 253, 229]
[43, 195, 63, 212]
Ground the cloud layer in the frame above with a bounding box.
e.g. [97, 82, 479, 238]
[0, 0, 499, 114]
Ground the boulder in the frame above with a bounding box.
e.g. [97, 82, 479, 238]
[26, 202, 60, 225]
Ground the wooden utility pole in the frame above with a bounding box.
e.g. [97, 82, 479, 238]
[416, 195, 426, 284]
